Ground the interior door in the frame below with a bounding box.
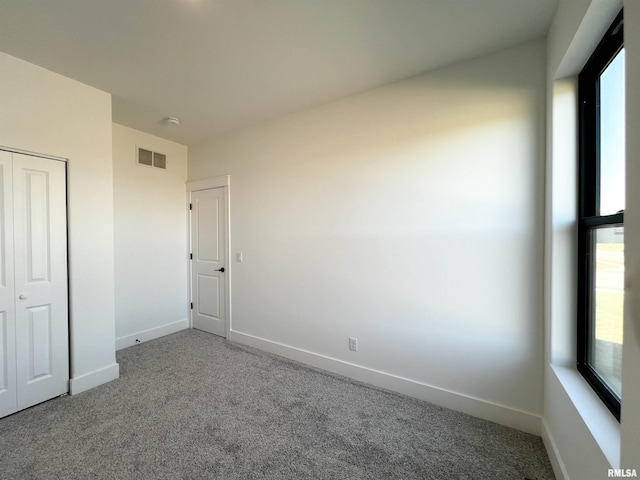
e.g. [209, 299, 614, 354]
[0, 152, 17, 417]
[190, 187, 226, 337]
[13, 153, 68, 409]
[0, 150, 68, 417]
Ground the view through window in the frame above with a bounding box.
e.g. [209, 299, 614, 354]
[591, 47, 625, 399]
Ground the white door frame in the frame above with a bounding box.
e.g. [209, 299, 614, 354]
[186, 175, 231, 338]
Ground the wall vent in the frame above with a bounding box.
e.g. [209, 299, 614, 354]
[136, 147, 167, 170]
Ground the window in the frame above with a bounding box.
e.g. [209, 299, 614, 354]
[578, 10, 624, 420]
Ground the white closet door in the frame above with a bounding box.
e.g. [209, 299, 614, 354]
[0, 151, 71, 415]
[0, 151, 17, 417]
[13, 153, 68, 410]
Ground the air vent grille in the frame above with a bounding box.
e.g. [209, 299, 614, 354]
[136, 147, 167, 170]
[137, 147, 153, 166]
[153, 152, 166, 169]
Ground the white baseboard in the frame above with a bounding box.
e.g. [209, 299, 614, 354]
[229, 330, 542, 435]
[542, 417, 569, 480]
[69, 362, 120, 395]
[116, 318, 189, 351]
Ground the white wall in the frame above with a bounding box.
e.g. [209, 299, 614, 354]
[543, 0, 640, 477]
[0, 52, 118, 393]
[112, 123, 189, 349]
[189, 41, 546, 433]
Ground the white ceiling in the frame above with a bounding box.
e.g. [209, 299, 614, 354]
[0, 0, 558, 146]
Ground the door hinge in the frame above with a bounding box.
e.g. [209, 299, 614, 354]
[189, 203, 192, 210]
[190, 302, 193, 310]
[190, 253, 193, 260]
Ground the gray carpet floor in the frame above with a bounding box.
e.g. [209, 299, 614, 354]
[0, 329, 555, 479]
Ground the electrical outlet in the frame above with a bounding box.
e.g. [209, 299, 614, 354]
[349, 337, 358, 352]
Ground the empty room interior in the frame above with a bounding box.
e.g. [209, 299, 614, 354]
[1, 0, 639, 479]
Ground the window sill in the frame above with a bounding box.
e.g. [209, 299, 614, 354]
[551, 365, 620, 467]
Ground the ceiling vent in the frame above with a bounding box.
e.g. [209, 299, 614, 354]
[136, 147, 167, 170]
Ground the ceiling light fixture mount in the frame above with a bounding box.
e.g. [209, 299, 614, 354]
[162, 116, 181, 126]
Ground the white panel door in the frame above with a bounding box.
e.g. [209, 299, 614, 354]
[191, 187, 226, 337]
[0, 151, 68, 418]
[13, 153, 68, 410]
[0, 152, 17, 418]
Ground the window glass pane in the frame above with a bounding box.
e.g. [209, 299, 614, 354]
[590, 225, 624, 398]
[599, 48, 625, 215]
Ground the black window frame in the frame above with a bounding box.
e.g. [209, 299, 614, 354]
[577, 9, 624, 421]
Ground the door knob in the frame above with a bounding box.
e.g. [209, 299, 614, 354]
[19, 294, 28, 300]
[215, 267, 225, 273]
